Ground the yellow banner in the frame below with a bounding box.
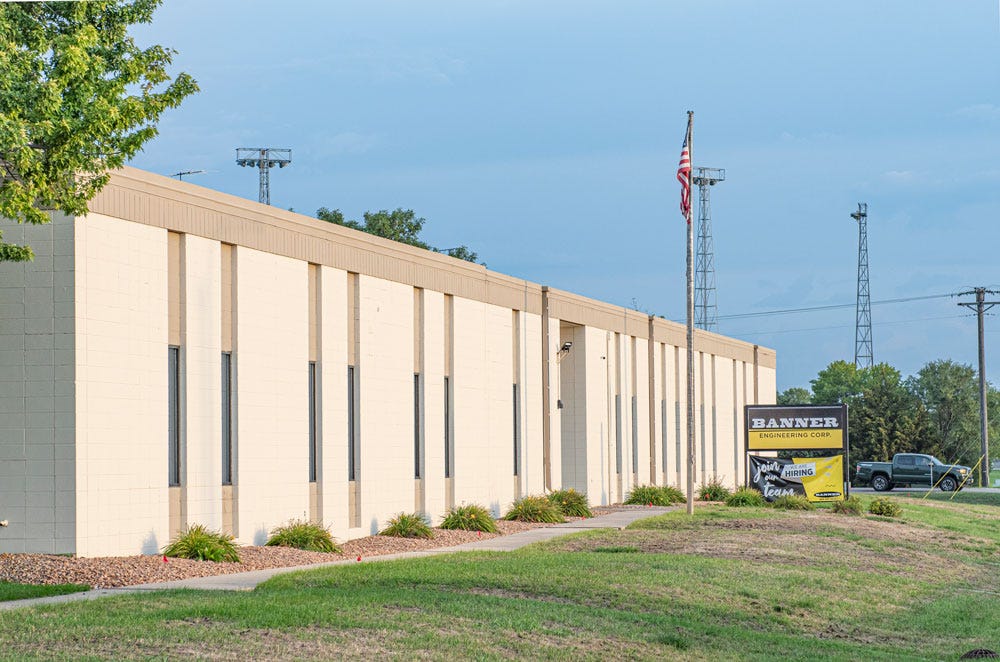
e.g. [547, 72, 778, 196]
[747, 429, 843, 450]
[796, 455, 844, 501]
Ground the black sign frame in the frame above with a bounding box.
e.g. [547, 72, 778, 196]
[743, 404, 850, 499]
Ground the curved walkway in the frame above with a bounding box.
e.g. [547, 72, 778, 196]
[0, 506, 674, 611]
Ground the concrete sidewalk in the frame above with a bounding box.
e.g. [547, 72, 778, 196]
[0, 505, 674, 611]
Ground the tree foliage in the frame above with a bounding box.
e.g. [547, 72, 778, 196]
[849, 363, 932, 463]
[317, 206, 481, 264]
[777, 386, 811, 405]
[792, 358, 995, 468]
[0, 1, 197, 261]
[905, 360, 981, 464]
[809, 360, 862, 405]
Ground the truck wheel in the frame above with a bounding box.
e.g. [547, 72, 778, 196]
[939, 476, 958, 492]
[872, 474, 891, 492]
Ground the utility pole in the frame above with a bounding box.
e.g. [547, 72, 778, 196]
[851, 203, 873, 368]
[958, 287, 1000, 486]
[235, 148, 291, 205]
[693, 167, 725, 332]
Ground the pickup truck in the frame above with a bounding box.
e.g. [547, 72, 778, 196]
[854, 453, 971, 492]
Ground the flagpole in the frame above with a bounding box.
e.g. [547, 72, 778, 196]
[685, 110, 696, 516]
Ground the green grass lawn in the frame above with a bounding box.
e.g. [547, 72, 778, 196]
[0, 582, 89, 603]
[0, 500, 997, 660]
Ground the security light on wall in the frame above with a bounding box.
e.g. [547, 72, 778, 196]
[556, 341, 573, 364]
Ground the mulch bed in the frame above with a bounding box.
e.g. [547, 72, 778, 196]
[0, 509, 637, 589]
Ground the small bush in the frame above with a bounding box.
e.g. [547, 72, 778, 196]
[440, 504, 498, 533]
[163, 524, 240, 563]
[725, 486, 766, 508]
[380, 512, 433, 538]
[699, 478, 732, 502]
[625, 485, 687, 506]
[831, 496, 864, 516]
[868, 497, 902, 518]
[660, 485, 688, 504]
[266, 519, 340, 553]
[548, 489, 593, 517]
[503, 495, 565, 523]
[625, 485, 667, 506]
[770, 494, 815, 511]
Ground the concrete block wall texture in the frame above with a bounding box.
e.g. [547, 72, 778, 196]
[0, 215, 75, 554]
[181, 235, 222, 532]
[233, 247, 309, 546]
[355, 275, 414, 536]
[75, 213, 169, 557]
[0, 168, 776, 557]
[318, 266, 348, 540]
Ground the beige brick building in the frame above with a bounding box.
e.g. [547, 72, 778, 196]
[0, 167, 775, 557]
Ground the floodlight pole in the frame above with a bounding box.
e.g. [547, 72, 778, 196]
[235, 147, 292, 205]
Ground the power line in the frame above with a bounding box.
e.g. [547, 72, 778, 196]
[714, 292, 956, 321]
[726, 313, 969, 338]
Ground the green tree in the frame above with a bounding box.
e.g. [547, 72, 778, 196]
[850, 363, 932, 462]
[906, 360, 981, 465]
[777, 386, 811, 405]
[809, 360, 862, 405]
[438, 245, 480, 264]
[316, 206, 481, 263]
[0, 1, 197, 261]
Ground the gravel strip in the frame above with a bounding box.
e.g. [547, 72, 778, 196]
[0, 517, 619, 590]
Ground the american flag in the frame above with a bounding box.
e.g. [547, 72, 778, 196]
[677, 132, 692, 222]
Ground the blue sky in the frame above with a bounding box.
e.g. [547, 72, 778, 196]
[129, 1, 1000, 391]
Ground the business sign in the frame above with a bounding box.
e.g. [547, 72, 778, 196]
[745, 404, 848, 451]
[748, 454, 845, 502]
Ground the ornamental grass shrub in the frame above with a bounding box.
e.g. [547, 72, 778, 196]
[162, 524, 240, 563]
[769, 494, 815, 511]
[547, 489, 593, 517]
[625, 485, 684, 506]
[659, 485, 688, 504]
[698, 478, 732, 502]
[439, 504, 498, 533]
[380, 512, 434, 539]
[266, 519, 341, 553]
[868, 497, 902, 518]
[831, 495, 864, 515]
[724, 486, 767, 508]
[503, 495, 565, 523]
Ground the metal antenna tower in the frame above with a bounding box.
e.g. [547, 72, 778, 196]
[692, 167, 725, 331]
[235, 148, 291, 205]
[851, 203, 873, 368]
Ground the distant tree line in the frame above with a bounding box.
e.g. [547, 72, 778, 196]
[778, 359, 998, 469]
[316, 207, 481, 265]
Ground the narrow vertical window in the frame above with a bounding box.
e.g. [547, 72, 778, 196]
[414, 373, 421, 479]
[513, 383, 520, 476]
[221, 352, 232, 485]
[661, 399, 668, 478]
[615, 394, 623, 474]
[309, 361, 317, 482]
[444, 376, 451, 478]
[631, 395, 639, 474]
[168, 346, 181, 486]
[347, 365, 356, 481]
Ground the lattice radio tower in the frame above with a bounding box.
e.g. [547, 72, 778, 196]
[851, 203, 873, 368]
[693, 167, 725, 331]
[235, 147, 291, 205]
